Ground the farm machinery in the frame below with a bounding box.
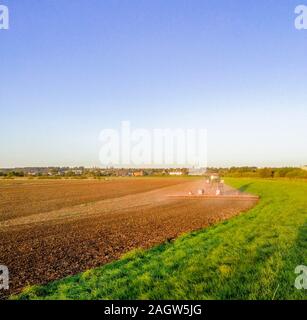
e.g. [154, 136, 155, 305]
[169, 174, 259, 201]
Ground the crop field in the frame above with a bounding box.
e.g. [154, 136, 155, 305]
[0, 177, 257, 299]
[10, 178, 307, 300]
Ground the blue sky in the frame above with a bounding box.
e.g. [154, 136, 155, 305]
[1, 0, 307, 167]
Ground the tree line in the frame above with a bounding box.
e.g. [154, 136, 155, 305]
[209, 167, 307, 179]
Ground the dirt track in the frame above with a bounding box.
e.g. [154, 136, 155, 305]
[0, 178, 258, 298]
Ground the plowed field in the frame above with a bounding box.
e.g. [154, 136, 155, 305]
[0, 178, 257, 298]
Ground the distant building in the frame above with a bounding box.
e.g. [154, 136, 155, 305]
[72, 169, 83, 175]
[133, 171, 144, 177]
[116, 169, 130, 177]
[169, 171, 183, 176]
[188, 168, 206, 176]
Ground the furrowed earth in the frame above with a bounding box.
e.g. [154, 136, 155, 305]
[0, 177, 257, 298]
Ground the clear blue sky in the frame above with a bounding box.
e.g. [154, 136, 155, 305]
[1, 0, 306, 168]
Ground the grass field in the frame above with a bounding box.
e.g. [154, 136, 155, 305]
[14, 178, 307, 300]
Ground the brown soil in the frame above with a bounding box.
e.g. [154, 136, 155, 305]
[0, 178, 258, 298]
[0, 178, 189, 222]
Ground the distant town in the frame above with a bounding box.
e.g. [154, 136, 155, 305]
[0, 167, 190, 178]
[0, 166, 306, 179]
